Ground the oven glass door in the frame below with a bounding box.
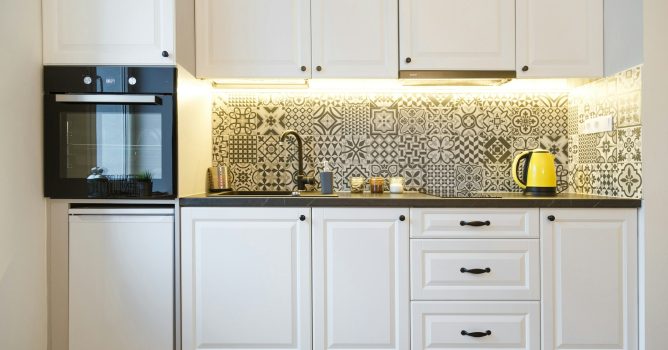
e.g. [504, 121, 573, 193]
[45, 95, 174, 198]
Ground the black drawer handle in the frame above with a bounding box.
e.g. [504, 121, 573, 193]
[399, 215, 406, 221]
[460, 267, 491, 274]
[299, 215, 306, 221]
[460, 220, 491, 227]
[547, 215, 555, 222]
[461, 330, 492, 337]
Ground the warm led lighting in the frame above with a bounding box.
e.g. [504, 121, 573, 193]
[308, 79, 403, 91]
[208, 78, 577, 94]
[212, 79, 309, 90]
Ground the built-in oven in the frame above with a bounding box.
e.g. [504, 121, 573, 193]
[44, 66, 177, 199]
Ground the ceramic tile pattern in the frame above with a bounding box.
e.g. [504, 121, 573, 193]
[568, 66, 642, 198]
[211, 66, 642, 198]
[212, 91, 570, 195]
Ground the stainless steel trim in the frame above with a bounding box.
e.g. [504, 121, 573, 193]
[55, 94, 161, 104]
[399, 70, 517, 79]
[68, 208, 174, 215]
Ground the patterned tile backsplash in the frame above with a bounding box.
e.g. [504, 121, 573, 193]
[212, 92, 571, 195]
[568, 66, 642, 198]
[211, 67, 642, 198]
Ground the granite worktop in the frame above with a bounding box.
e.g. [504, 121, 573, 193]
[179, 191, 641, 208]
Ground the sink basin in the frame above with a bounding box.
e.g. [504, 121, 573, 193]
[209, 191, 338, 197]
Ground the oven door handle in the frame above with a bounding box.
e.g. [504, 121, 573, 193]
[54, 94, 162, 104]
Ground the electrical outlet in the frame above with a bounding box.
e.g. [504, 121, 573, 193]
[582, 115, 614, 134]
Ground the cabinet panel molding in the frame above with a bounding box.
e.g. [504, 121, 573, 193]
[312, 208, 409, 350]
[541, 208, 637, 350]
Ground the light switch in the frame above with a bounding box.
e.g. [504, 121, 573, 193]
[582, 115, 614, 134]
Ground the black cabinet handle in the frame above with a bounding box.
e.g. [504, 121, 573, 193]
[460, 267, 491, 274]
[460, 220, 491, 227]
[399, 215, 406, 221]
[521, 65, 529, 72]
[547, 215, 555, 222]
[162, 50, 169, 58]
[299, 215, 306, 221]
[405, 57, 412, 63]
[461, 330, 492, 337]
[316, 66, 322, 71]
[300, 66, 307, 72]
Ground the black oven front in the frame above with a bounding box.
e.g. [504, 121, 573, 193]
[44, 66, 177, 199]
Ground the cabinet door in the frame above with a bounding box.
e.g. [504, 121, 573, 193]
[181, 207, 312, 350]
[399, 0, 515, 71]
[541, 209, 637, 350]
[43, 0, 175, 65]
[516, 0, 603, 77]
[68, 213, 174, 350]
[313, 208, 409, 350]
[196, 0, 311, 79]
[311, 0, 398, 78]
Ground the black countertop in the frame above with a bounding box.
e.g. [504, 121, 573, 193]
[179, 191, 641, 208]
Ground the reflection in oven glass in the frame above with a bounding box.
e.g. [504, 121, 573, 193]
[61, 112, 163, 179]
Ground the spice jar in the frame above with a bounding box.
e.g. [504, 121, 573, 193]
[350, 177, 365, 193]
[369, 177, 385, 194]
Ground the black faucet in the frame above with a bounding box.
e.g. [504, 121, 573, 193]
[280, 130, 315, 191]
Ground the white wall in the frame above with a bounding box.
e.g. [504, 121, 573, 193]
[0, 0, 47, 349]
[641, 0, 668, 349]
[605, 0, 643, 75]
[177, 67, 212, 197]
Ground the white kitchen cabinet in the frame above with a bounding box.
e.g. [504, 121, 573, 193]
[311, 0, 398, 78]
[42, 0, 175, 65]
[411, 239, 540, 301]
[312, 208, 409, 350]
[196, 0, 311, 79]
[181, 207, 312, 350]
[399, 0, 515, 71]
[541, 208, 637, 350]
[516, 0, 603, 77]
[410, 208, 539, 239]
[411, 301, 540, 350]
[68, 208, 174, 350]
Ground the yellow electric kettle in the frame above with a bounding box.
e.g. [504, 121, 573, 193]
[512, 149, 557, 196]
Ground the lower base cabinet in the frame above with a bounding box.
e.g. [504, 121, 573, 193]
[312, 208, 410, 350]
[541, 208, 638, 350]
[180, 207, 312, 350]
[180, 206, 638, 350]
[411, 301, 540, 350]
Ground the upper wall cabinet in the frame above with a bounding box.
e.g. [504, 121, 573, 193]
[399, 0, 515, 71]
[516, 0, 603, 78]
[197, 0, 397, 79]
[196, 0, 311, 79]
[43, 0, 176, 65]
[311, 0, 398, 78]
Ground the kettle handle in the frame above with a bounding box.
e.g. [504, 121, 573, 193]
[512, 151, 531, 189]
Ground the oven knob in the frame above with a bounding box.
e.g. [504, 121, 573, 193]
[128, 77, 137, 86]
[83, 76, 92, 85]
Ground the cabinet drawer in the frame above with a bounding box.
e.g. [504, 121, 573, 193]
[411, 301, 540, 350]
[411, 239, 539, 300]
[410, 208, 539, 238]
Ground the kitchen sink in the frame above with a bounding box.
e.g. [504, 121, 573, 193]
[209, 191, 338, 197]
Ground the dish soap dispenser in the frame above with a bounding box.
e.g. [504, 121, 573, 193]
[320, 161, 334, 194]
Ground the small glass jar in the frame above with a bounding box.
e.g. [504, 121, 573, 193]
[369, 177, 385, 194]
[350, 177, 365, 193]
[389, 177, 405, 194]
